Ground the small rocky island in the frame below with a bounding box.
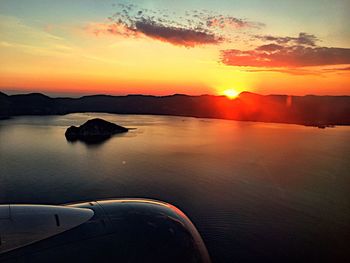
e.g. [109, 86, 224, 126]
[65, 118, 128, 143]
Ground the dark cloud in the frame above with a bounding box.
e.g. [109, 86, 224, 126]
[221, 45, 350, 67]
[255, 32, 318, 46]
[90, 3, 262, 47]
[256, 43, 284, 52]
[134, 19, 221, 47]
[221, 32, 350, 72]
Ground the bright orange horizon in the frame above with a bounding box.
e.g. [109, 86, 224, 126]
[1, 1, 349, 97]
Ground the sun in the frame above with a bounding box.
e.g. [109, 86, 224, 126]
[222, 89, 239, 99]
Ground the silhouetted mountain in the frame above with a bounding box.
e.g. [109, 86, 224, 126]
[0, 92, 11, 119]
[1, 91, 349, 126]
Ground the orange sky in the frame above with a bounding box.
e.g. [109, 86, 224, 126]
[1, 1, 349, 96]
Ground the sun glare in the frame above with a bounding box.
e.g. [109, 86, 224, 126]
[223, 89, 239, 99]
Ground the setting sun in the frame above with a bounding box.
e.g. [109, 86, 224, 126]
[222, 89, 239, 99]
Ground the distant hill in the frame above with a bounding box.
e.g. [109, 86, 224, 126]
[1, 91, 349, 126]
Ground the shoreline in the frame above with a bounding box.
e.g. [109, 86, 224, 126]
[0, 112, 345, 129]
[1, 91, 349, 127]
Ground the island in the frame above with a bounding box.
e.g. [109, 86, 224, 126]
[65, 118, 129, 143]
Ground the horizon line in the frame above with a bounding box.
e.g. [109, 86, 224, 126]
[1, 90, 350, 99]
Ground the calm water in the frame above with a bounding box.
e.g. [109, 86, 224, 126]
[1, 113, 349, 262]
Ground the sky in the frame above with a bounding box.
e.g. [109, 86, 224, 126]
[0, 0, 349, 96]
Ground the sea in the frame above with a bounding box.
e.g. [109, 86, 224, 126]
[1, 113, 349, 262]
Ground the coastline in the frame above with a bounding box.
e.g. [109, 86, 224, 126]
[0, 112, 345, 129]
[1, 91, 349, 127]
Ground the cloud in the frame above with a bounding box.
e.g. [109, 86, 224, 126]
[88, 3, 262, 47]
[326, 66, 350, 71]
[0, 15, 74, 57]
[322, 66, 350, 72]
[206, 15, 264, 30]
[236, 65, 350, 76]
[221, 34, 350, 68]
[86, 22, 137, 37]
[255, 32, 319, 46]
[87, 19, 221, 47]
[239, 68, 321, 76]
[133, 19, 221, 46]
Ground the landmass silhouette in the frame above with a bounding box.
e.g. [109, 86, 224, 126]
[65, 118, 129, 144]
[1, 91, 349, 127]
